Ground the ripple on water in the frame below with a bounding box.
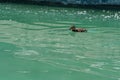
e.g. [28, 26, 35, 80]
[0, 4, 120, 80]
[90, 62, 106, 69]
[56, 21, 81, 25]
[17, 70, 30, 74]
[15, 50, 39, 56]
[14, 50, 40, 59]
[33, 22, 70, 27]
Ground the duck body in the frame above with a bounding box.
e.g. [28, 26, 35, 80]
[69, 26, 87, 32]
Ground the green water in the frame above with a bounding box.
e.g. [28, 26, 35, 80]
[0, 3, 120, 80]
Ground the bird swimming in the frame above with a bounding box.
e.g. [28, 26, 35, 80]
[69, 25, 87, 32]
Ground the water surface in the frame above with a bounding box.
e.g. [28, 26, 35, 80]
[0, 3, 120, 80]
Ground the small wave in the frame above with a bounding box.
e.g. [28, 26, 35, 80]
[113, 67, 120, 70]
[90, 62, 106, 69]
[20, 27, 48, 31]
[17, 70, 30, 74]
[0, 20, 16, 25]
[57, 21, 81, 25]
[34, 22, 70, 27]
[15, 50, 39, 56]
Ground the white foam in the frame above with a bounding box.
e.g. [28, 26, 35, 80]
[77, 11, 87, 15]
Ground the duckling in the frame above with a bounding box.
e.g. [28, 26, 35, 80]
[69, 25, 87, 32]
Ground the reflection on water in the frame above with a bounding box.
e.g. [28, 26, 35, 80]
[0, 3, 120, 80]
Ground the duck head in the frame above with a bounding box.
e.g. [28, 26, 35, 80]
[69, 26, 76, 30]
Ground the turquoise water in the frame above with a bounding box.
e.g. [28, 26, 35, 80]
[0, 3, 120, 80]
